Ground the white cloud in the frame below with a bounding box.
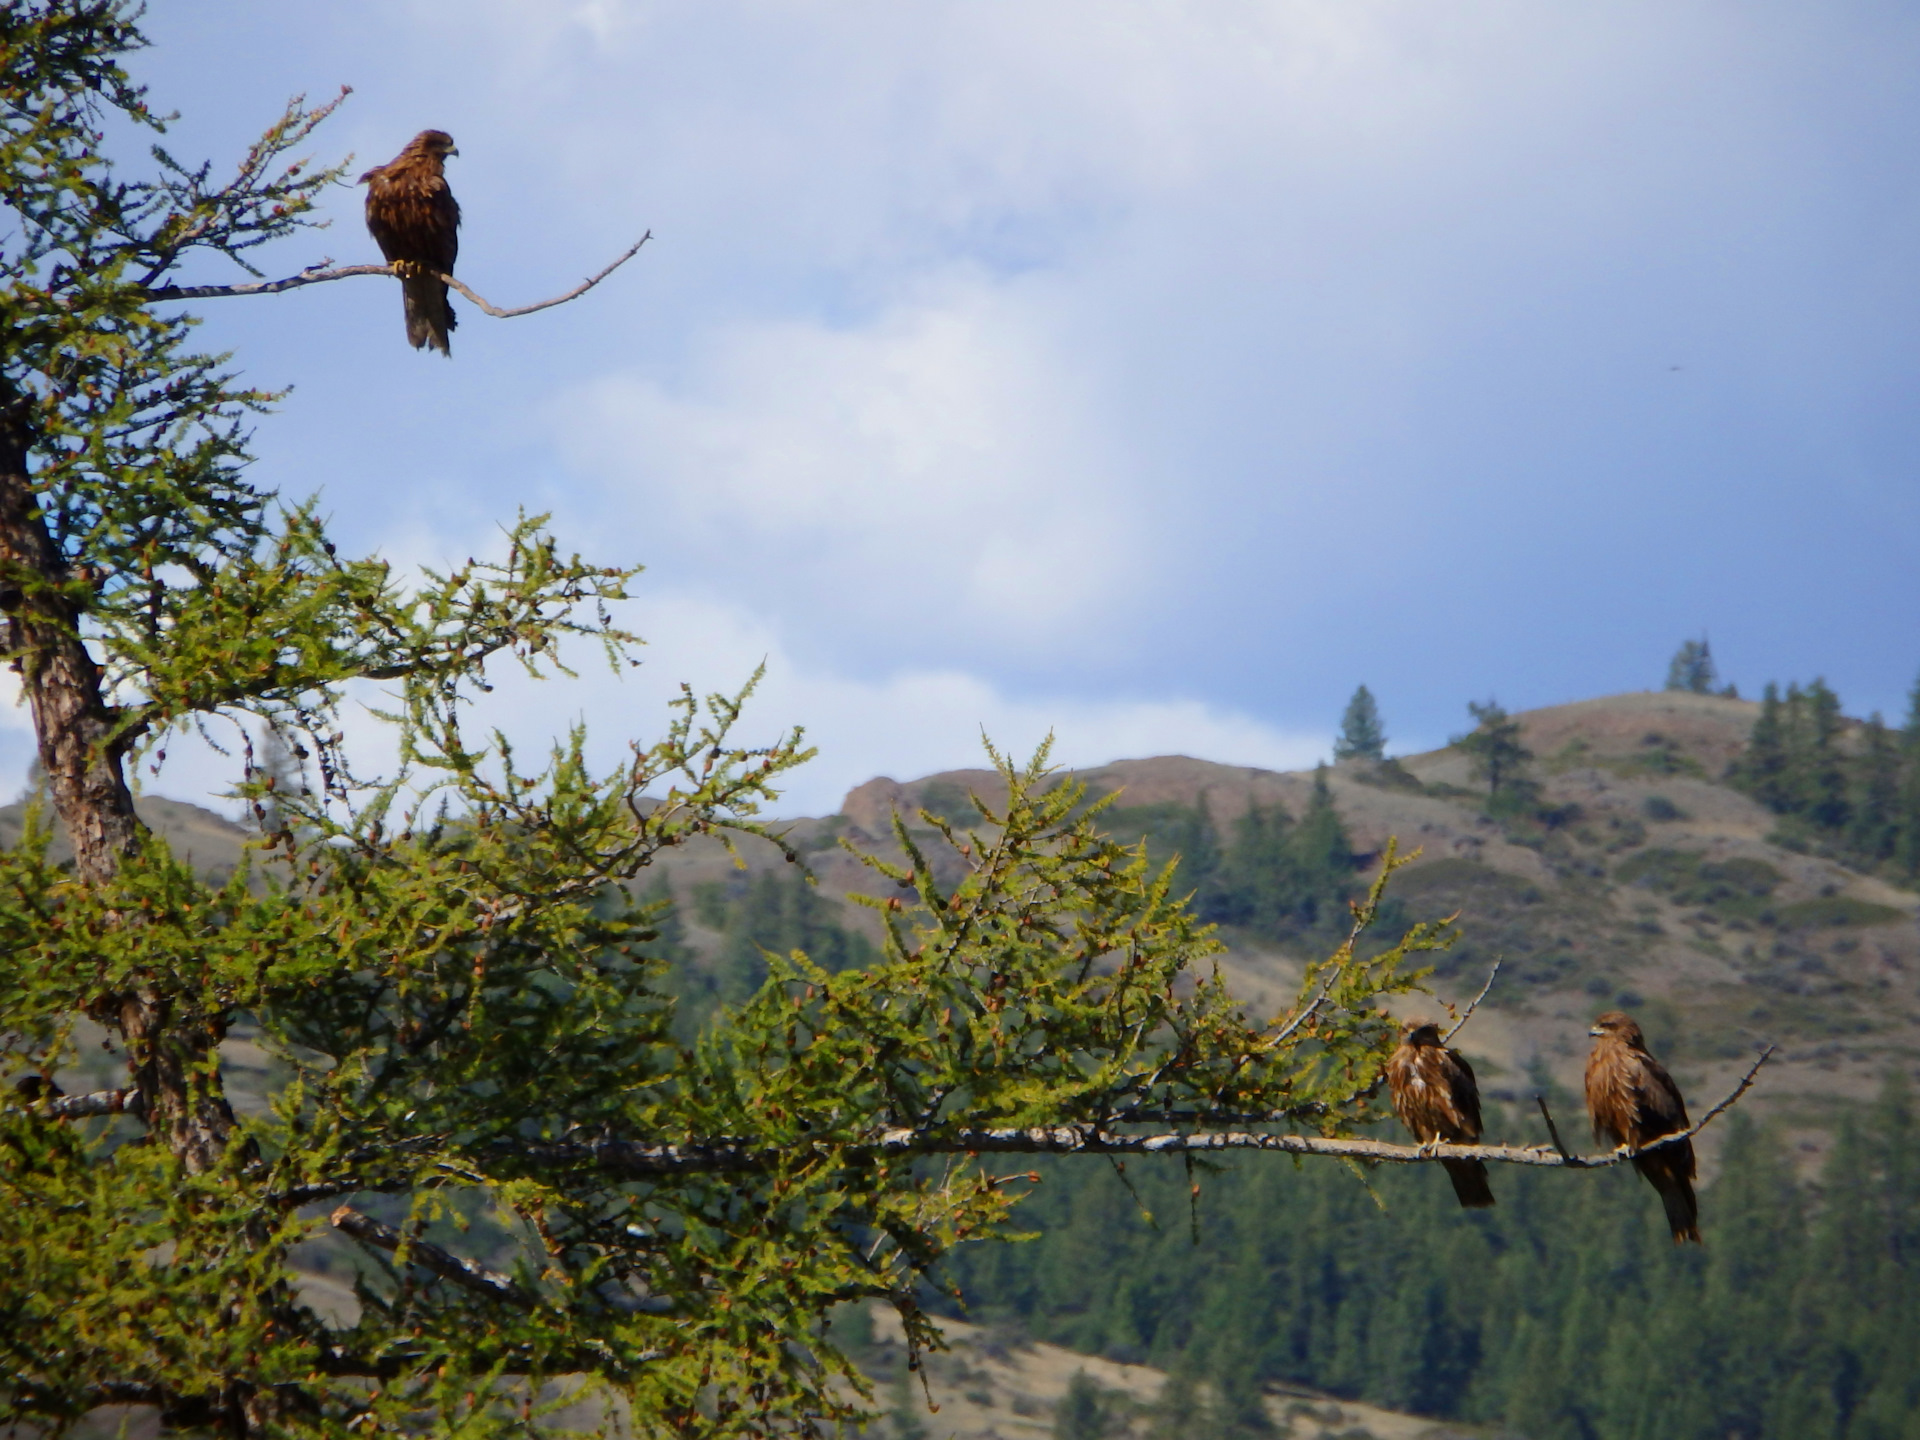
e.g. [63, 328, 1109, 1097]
[556, 271, 1147, 658]
[113, 586, 1324, 824]
[120, 0, 1920, 784]
[518, 588, 1329, 817]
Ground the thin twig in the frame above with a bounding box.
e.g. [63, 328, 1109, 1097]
[1268, 905, 1371, 1048]
[1268, 965, 1342, 1048]
[1441, 959, 1501, 1044]
[1535, 1094, 1572, 1159]
[1626, 1044, 1775, 1160]
[443, 234, 651, 317]
[331, 1204, 537, 1307]
[143, 233, 651, 315]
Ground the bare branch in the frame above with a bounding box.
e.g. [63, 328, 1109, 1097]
[1441, 958, 1501, 1044]
[1629, 1044, 1774, 1158]
[1268, 961, 1342, 1049]
[316, 1343, 664, 1379]
[330, 1204, 537, 1307]
[143, 262, 387, 301]
[1267, 899, 1373, 1048]
[484, 1050, 1773, 1181]
[142, 234, 652, 315]
[1535, 1093, 1573, 1160]
[3, 1087, 146, 1120]
[442, 234, 651, 317]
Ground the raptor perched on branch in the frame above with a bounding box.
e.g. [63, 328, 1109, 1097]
[1386, 1018, 1496, 1208]
[360, 129, 461, 354]
[1585, 1010, 1701, 1243]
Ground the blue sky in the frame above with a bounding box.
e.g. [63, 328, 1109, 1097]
[27, 2, 1920, 815]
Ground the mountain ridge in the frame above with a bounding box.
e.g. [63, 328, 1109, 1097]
[655, 688, 1918, 1164]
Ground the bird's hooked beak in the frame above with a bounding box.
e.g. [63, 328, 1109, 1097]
[446, 146, 460, 158]
[1589, 1024, 1604, 1037]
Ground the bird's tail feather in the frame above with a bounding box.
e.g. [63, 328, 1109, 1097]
[402, 277, 456, 356]
[1658, 1177, 1702, 1244]
[1634, 1154, 1702, 1243]
[1442, 1157, 1496, 1209]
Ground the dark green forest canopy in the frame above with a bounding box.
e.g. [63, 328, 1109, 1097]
[1728, 675, 1920, 884]
[1096, 768, 1364, 946]
[938, 1079, 1920, 1440]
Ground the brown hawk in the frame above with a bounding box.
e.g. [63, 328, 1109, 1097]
[1585, 1010, 1700, 1243]
[1386, 1019, 1495, 1208]
[360, 130, 461, 355]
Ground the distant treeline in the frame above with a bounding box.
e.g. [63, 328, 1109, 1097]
[647, 777, 1365, 1039]
[642, 870, 879, 1039]
[1099, 770, 1366, 947]
[1730, 679, 1920, 883]
[935, 1079, 1920, 1440]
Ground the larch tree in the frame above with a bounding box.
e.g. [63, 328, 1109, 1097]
[0, 7, 1769, 1439]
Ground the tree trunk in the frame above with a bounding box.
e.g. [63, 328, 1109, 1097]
[0, 396, 239, 1174]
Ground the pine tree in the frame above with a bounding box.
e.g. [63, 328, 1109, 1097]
[1742, 682, 1791, 812]
[1802, 678, 1851, 830]
[1452, 700, 1536, 813]
[1292, 765, 1357, 924]
[1201, 771, 1357, 938]
[1054, 1371, 1112, 1440]
[1896, 673, 1920, 876]
[1665, 637, 1718, 694]
[1850, 714, 1900, 861]
[1334, 684, 1387, 762]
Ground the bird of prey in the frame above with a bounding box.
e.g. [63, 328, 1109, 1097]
[1386, 1019, 1495, 1208]
[1585, 1010, 1700, 1243]
[360, 130, 462, 355]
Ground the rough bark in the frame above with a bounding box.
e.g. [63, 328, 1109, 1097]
[0, 410, 140, 884]
[0, 393, 240, 1174]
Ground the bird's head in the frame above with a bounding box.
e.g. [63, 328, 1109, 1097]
[414, 129, 458, 160]
[1400, 1019, 1444, 1047]
[1589, 1010, 1645, 1047]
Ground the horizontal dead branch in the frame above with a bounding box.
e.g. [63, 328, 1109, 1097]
[492, 1048, 1773, 1179]
[143, 234, 650, 316]
[2, 1087, 146, 1120]
[331, 1205, 537, 1307]
[314, 1341, 666, 1379]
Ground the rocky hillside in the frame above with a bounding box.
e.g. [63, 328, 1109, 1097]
[33, 689, 1913, 1155]
[653, 689, 1920, 1163]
